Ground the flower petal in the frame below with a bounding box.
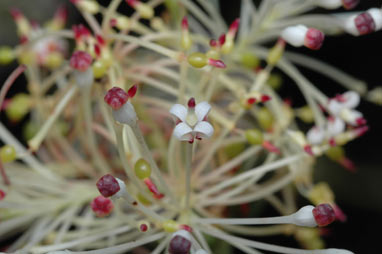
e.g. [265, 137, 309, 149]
[194, 121, 214, 139]
[173, 122, 193, 141]
[169, 104, 187, 122]
[328, 99, 344, 115]
[195, 101, 211, 121]
[342, 91, 360, 109]
[327, 117, 345, 136]
[306, 126, 325, 145]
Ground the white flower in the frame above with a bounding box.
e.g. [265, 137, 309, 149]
[327, 91, 365, 126]
[170, 98, 214, 143]
[306, 126, 325, 145]
[327, 117, 345, 136]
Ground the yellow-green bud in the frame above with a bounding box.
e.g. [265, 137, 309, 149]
[5, 94, 31, 122]
[241, 52, 260, 69]
[92, 60, 108, 78]
[23, 121, 39, 141]
[267, 73, 282, 90]
[326, 146, 344, 161]
[188, 52, 207, 68]
[0, 145, 17, 163]
[44, 52, 63, 69]
[134, 158, 151, 180]
[163, 220, 178, 232]
[136, 3, 154, 19]
[206, 49, 220, 60]
[137, 193, 151, 206]
[257, 107, 274, 130]
[0, 46, 15, 65]
[245, 129, 264, 145]
[267, 40, 285, 66]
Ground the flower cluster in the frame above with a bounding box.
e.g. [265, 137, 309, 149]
[0, 0, 381, 254]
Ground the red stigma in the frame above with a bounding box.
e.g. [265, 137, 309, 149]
[10, 8, 23, 20]
[187, 97, 196, 108]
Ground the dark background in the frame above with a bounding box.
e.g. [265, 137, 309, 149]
[1, 0, 381, 253]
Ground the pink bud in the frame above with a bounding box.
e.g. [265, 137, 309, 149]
[179, 224, 193, 232]
[70, 51, 92, 71]
[104, 87, 130, 110]
[313, 203, 336, 227]
[261, 95, 271, 103]
[247, 97, 256, 105]
[127, 84, 138, 98]
[96, 174, 121, 197]
[228, 18, 240, 36]
[338, 157, 356, 172]
[262, 140, 281, 154]
[9, 8, 23, 20]
[354, 125, 369, 137]
[181, 17, 189, 30]
[218, 34, 226, 46]
[0, 189, 6, 200]
[73, 24, 91, 41]
[342, 0, 359, 10]
[208, 59, 226, 68]
[91, 195, 114, 217]
[143, 178, 164, 199]
[355, 117, 367, 126]
[126, 0, 138, 7]
[209, 39, 217, 47]
[54, 5, 68, 23]
[354, 12, 376, 35]
[304, 28, 325, 50]
[304, 145, 314, 156]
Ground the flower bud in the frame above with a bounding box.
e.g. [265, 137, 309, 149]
[344, 8, 382, 36]
[281, 25, 324, 50]
[91, 195, 114, 217]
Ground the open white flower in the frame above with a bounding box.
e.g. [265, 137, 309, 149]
[170, 98, 214, 143]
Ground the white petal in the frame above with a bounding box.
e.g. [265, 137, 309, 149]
[169, 104, 187, 122]
[281, 25, 308, 47]
[172, 230, 191, 241]
[173, 122, 193, 141]
[328, 99, 344, 115]
[344, 14, 359, 36]
[315, 0, 342, 9]
[195, 250, 208, 254]
[112, 101, 137, 126]
[193, 121, 214, 139]
[306, 126, 325, 145]
[340, 109, 363, 126]
[195, 101, 211, 121]
[327, 117, 345, 136]
[368, 8, 382, 31]
[342, 91, 360, 109]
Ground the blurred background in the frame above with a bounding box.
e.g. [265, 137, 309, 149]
[0, 0, 381, 253]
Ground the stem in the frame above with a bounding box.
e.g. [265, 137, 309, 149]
[185, 142, 193, 209]
[130, 121, 176, 203]
[28, 86, 77, 151]
[0, 65, 26, 113]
